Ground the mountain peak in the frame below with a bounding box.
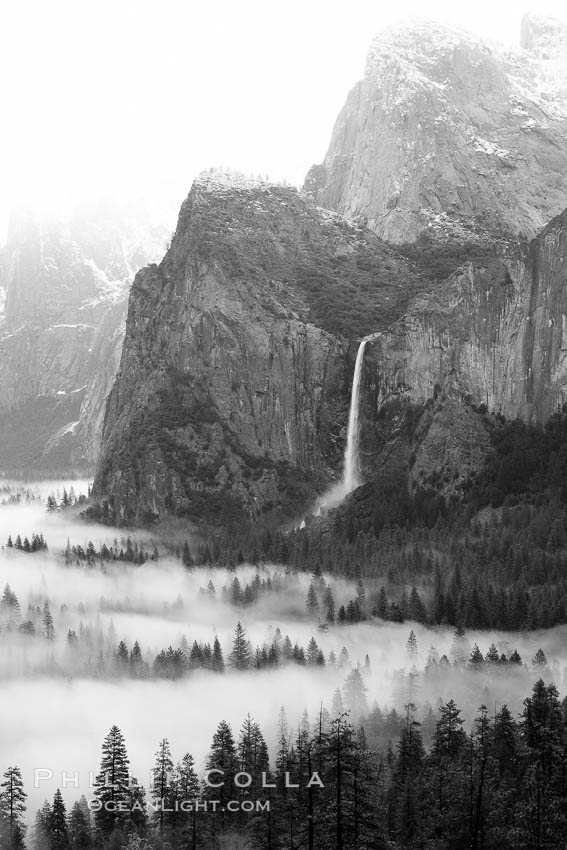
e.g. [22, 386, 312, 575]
[367, 19, 490, 69]
[305, 16, 567, 244]
[520, 13, 567, 55]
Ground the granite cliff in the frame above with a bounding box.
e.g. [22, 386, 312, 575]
[92, 18, 567, 526]
[300, 15, 567, 506]
[0, 203, 169, 470]
[343, 209, 563, 506]
[92, 171, 427, 524]
[305, 16, 567, 244]
[364, 210, 567, 423]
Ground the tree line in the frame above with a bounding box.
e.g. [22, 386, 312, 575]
[192, 506, 567, 630]
[5, 535, 47, 553]
[5, 677, 567, 849]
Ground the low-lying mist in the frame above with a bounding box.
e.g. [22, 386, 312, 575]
[1, 480, 567, 818]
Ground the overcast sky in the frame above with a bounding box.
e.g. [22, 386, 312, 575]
[1, 0, 566, 239]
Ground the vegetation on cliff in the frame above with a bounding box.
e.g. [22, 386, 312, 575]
[398, 229, 507, 285]
[180, 173, 428, 339]
[189, 410, 567, 631]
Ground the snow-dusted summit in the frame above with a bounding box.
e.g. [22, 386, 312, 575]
[305, 16, 567, 243]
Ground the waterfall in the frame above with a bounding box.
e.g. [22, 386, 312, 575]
[304, 333, 379, 523]
[343, 333, 381, 493]
[343, 337, 370, 493]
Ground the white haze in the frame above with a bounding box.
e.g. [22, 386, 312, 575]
[2, 0, 567, 242]
[2, 483, 567, 817]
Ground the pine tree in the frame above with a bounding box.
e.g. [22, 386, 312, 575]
[521, 678, 564, 776]
[306, 637, 320, 665]
[322, 712, 354, 850]
[434, 699, 466, 758]
[93, 726, 131, 839]
[406, 630, 418, 665]
[532, 648, 548, 671]
[67, 798, 93, 850]
[0, 766, 27, 848]
[171, 754, 200, 849]
[32, 801, 51, 850]
[408, 586, 427, 623]
[1, 585, 20, 626]
[115, 641, 129, 672]
[203, 721, 238, 811]
[392, 708, 425, 847]
[374, 586, 388, 619]
[273, 709, 299, 850]
[174, 753, 200, 800]
[485, 643, 500, 664]
[343, 667, 368, 719]
[237, 714, 270, 798]
[306, 582, 319, 616]
[49, 790, 69, 850]
[42, 603, 55, 641]
[1, 584, 19, 610]
[469, 644, 485, 666]
[212, 636, 225, 672]
[229, 621, 251, 669]
[127, 777, 147, 836]
[230, 577, 243, 605]
[492, 705, 517, 777]
[152, 738, 174, 836]
[130, 642, 144, 677]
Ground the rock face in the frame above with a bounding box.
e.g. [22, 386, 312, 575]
[92, 21, 567, 526]
[92, 172, 426, 524]
[305, 17, 567, 244]
[297, 16, 567, 507]
[360, 209, 567, 428]
[0, 204, 169, 471]
[335, 207, 566, 509]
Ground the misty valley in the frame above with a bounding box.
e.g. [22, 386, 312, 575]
[2, 481, 567, 849]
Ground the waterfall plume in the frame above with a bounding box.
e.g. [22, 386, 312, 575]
[309, 333, 380, 518]
[343, 336, 371, 493]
